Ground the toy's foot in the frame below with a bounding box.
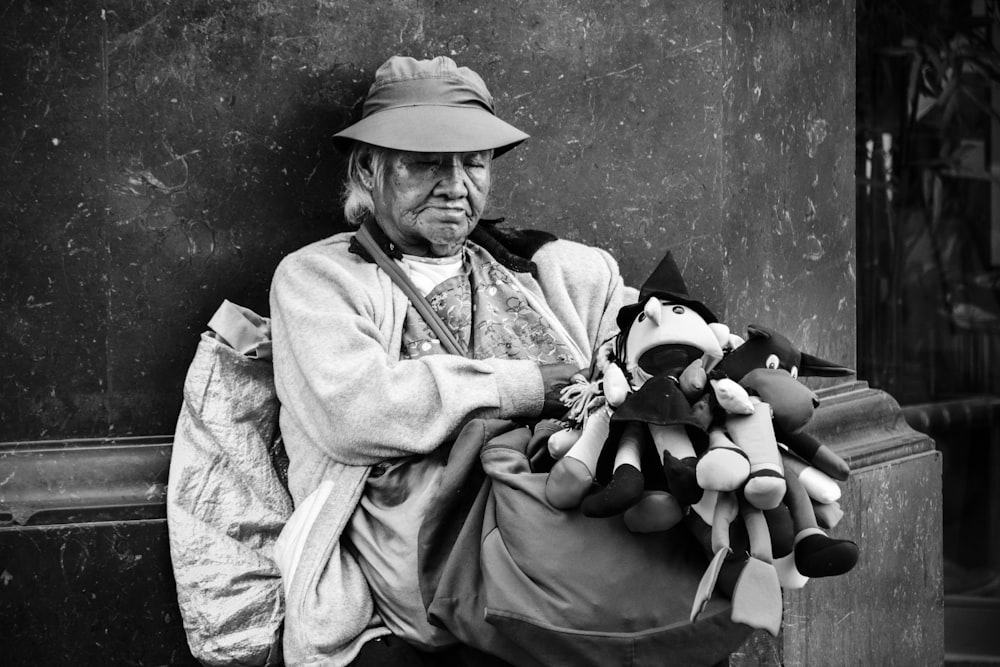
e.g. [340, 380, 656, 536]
[581, 464, 644, 517]
[743, 471, 786, 510]
[691, 547, 730, 622]
[663, 453, 703, 505]
[730, 557, 783, 637]
[623, 491, 683, 533]
[794, 532, 859, 578]
[545, 457, 594, 509]
[696, 446, 750, 492]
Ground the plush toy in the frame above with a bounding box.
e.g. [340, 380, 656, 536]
[694, 324, 858, 567]
[698, 324, 855, 487]
[536, 254, 859, 636]
[543, 252, 750, 533]
[688, 325, 860, 635]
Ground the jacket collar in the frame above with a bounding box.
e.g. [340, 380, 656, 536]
[348, 218, 556, 277]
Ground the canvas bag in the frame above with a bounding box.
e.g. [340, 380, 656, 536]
[418, 419, 753, 667]
[167, 300, 291, 666]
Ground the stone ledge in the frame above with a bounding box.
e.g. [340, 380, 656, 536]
[810, 380, 936, 469]
[0, 436, 171, 527]
[0, 382, 935, 527]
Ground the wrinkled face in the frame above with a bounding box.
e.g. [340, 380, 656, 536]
[367, 149, 492, 257]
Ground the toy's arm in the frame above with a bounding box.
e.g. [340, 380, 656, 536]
[780, 449, 842, 503]
[710, 378, 755, 415]
[679, 358, 707, 400]
[777, 428, 850, 481]
[602, 360, 631, 407]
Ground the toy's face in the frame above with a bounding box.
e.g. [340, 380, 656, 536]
[624, 298, 724, 372]
[720, 327, 815, 433]
[720, 328, 801, 381]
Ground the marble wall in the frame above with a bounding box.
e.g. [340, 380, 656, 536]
[721, 0, 857, 380]
[0, 0, 855, 440]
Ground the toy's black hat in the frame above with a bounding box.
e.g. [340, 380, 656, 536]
[616, 251, 718, 330]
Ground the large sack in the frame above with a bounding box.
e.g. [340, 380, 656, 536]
[420, 419, 752, 667]
[167, 301, 291, 666]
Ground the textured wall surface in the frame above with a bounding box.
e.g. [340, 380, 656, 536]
[721, 0, 857, 372]
[0, 0, 854, 440]
[0, 519, 195, 665]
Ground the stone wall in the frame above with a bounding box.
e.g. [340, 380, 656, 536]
[0, 0, 855, 439]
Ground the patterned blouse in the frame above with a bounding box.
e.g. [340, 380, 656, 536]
[401, 241, 575, 364]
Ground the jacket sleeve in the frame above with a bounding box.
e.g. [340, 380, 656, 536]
[269, 242, 545, 467]
[530, 239, 636, 363]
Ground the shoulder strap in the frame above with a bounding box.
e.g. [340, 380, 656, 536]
[354, 222, 467, 358]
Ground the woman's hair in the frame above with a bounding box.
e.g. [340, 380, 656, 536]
[342, 143, 390, 226]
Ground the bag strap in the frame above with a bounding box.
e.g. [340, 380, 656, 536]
[355, 221, 467, 358]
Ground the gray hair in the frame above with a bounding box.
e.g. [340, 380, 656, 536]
[342, 143, 390, 226]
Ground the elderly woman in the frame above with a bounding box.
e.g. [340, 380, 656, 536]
[269, 56, 633, 666]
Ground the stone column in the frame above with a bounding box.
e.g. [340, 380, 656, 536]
[720, 2, 943, 664]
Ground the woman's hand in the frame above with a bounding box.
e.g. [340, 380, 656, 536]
[538, 362, 584, 418]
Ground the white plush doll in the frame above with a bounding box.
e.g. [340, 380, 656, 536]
[543, 252, 749, 534]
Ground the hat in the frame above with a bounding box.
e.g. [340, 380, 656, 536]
[333, 56, 529, 157]
[616, 251, 718, 330]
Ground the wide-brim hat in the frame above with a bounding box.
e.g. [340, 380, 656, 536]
[616, 251, 718, 330]
[333, 56, 529, 157]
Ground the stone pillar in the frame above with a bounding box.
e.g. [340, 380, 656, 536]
[718, 2, 944, 664]
[721, 0, 856, 368]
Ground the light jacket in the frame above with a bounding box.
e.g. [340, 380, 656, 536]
[269, 223, 632, 665]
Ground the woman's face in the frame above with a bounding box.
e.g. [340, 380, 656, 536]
[368, 150, 492, 257]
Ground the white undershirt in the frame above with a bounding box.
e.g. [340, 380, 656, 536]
[396, 252, 464, 296]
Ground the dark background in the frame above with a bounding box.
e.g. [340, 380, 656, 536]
[0, 0, 855, 443]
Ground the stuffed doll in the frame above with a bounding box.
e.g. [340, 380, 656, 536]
[695, 324, 858, 555]
[699, 324, 855, 486]
[688, 325, 860, 634]
[543, 252, 750, 534]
